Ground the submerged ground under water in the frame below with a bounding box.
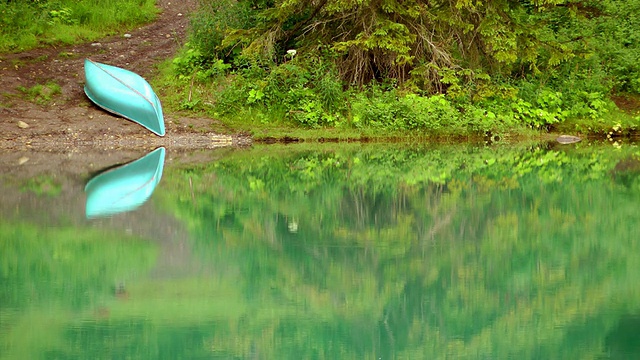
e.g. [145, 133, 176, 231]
[1, 139, 639, 359]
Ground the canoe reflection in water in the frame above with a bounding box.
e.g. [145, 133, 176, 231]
[85, 147, 166, 218]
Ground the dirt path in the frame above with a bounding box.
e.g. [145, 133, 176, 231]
[0, 1, 249, 277]
[0, 0, 249, 153]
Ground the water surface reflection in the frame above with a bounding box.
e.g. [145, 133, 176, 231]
[1, 141, 639, 359]
[85, 147, 165, 218]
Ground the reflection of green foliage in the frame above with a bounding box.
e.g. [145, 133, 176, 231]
[0, 222, 157, 309]
[151, 142, 640, 358]
[20, 174, 61, 196]
[49, 320, 220, 360]
[3, 143, 640, 358]
[0, 221, 158, 358]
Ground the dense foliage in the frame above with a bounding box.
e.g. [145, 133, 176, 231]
[163, 0, 640, 134]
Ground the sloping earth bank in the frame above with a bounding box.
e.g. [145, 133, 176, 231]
[0, 0, 253, 176]
[0, 0, 249, 152]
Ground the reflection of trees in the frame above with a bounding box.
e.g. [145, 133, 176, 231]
[150, 144, 640, 358]
[0, 220, 158, 359]
[0, 223, 156, 310]
[347, 186, 368, 229]
[5, 144, 639, 358]
[612, 156, 640, 190]
[606, 315, 640, 359]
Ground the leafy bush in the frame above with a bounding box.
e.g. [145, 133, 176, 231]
[206, 54, 346, 127]
[350, 88, 405, 129]
[351, 89, 465, 132]
[211, 75, 249, 115]
[289, 95, 340, 128]
[189, 0, 255, 64]
[400, 94, 458, 130]
[172, 44, 231, 82]
[591, 0, 640, 94]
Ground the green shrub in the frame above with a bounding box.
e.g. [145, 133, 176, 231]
[206, 55, 346, 127]
[189, 0, 255, 64]
[350, 88, 403, 129]
[592, 0, 640, 94]
[172, 45, 231, 82]
[213, 76, 249, 115]
[400, 94, 457, 130]
[289, 94, 340, 128]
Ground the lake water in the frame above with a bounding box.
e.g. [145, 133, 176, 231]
[1, 140, 639, 359]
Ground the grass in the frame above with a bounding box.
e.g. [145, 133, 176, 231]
[552, 108, 639, 137]
[0, 0, 160, 53]
[17, 81, 61, 105]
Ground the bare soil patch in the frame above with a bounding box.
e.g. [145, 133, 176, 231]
[0, 0, 249, 155]
[612, 94, 640, 114]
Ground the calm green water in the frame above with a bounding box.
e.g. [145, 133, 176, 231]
[1, 140, 640, 359]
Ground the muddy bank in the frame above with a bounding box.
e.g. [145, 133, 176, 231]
[0, 0, 249, 153]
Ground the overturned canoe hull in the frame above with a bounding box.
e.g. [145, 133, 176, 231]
[85, 147, 166, 218]
[84, 58, 165, 136]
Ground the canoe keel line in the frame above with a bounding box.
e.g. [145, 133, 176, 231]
[85, 147, 166, 218]
[84, 59, 166, 136]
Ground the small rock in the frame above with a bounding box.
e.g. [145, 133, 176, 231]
[166, 34, 171, 38]
[124, 33, 132, 38]
[18, 121, 29, 129]
[177, 13, 182, 16]
[91, 42, 102, 47]
[18, 157, 29, 165]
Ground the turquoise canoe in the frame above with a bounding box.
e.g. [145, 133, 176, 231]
[85, 147, 166, 218]
[84, 59, 165, 136]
